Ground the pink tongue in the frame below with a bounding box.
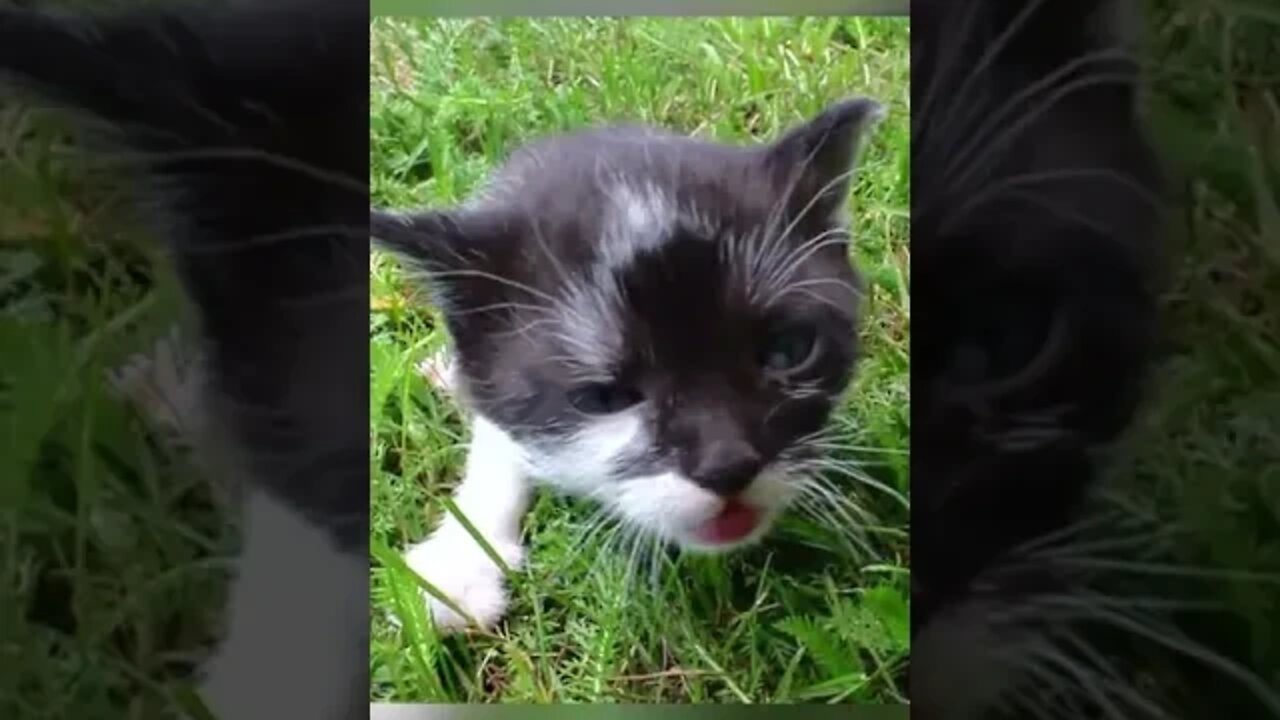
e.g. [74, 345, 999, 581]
[699, 501, 761, 544]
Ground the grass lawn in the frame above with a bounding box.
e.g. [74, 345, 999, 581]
[0, 107, 227, 716]
[367, 17, 912, 703]
[1089, 1, 1280, 714]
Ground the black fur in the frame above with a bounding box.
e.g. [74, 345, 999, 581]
[911, 0, 1165, 715]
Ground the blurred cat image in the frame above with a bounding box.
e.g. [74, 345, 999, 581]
[1, 2, 369, 718]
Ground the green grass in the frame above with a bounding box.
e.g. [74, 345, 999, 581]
[1091, 1, 1280, 714]
[0, 106, 227, 717]
[367, 17, 911, 703]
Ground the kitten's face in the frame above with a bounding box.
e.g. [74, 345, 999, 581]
[374, 99, 884, 551]
[911, 1, 1163, 717]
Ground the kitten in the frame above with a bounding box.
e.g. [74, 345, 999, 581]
[371, 98, 887, 631]
[1, 3, 369, 719]
[910, 0, 1166, 718]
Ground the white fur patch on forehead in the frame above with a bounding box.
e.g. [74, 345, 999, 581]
[599, 181, 677, 267]
[549, 180, 678, 372]
[558, 268, 627, 372]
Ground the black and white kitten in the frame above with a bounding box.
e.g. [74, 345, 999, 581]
[371, 98, 886, 630]
[911, 0, 1166, 718]
[1, 3, 368, 719]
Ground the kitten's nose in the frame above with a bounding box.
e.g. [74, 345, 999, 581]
[689, 440, 764, 497]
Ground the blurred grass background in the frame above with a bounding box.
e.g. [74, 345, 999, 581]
[1087, 0, 1280, 714]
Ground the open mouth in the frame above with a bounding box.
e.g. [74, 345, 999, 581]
[693, 499, 763, 546]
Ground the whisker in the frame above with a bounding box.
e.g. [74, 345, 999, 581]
[765, 276, 863, 308]
[86, 146, 366, 193]
[941, 167, 1163, 236]
[1048, 599, 1280, 716]
[796, 458, 909, 509]
[937, 0, 1051, 119]
[946, 64, 1134, 192]
[756, 227, 850, 297]
[804, 441, 906, 455]
[774, 167, 862, 247]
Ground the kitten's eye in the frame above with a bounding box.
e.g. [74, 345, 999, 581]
[567, 381, 643, 415]
[759, 326, 820, 374]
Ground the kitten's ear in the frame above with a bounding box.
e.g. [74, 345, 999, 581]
[764, 97, 886, 224]
[369, 209, 470, 273]
[370, 208, 502, 316]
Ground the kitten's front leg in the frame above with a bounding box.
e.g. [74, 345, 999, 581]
[199, 488, 367, 720]
[404, 415, 532, 631]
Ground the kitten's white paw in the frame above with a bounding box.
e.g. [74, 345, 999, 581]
[403, 530, 524, 632]
[107, 325, 202, 436]
[416, 348, 457, 397]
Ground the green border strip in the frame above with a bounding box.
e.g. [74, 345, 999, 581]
[371, 0, 909, 17]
